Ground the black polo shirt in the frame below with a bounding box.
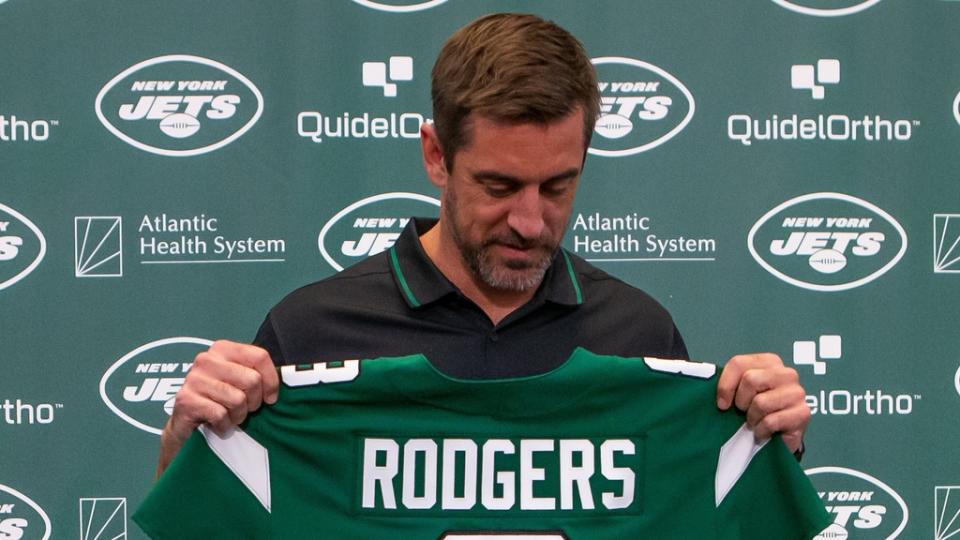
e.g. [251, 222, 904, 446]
[254, 218, 687, 378]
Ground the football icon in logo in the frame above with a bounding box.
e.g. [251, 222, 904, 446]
[814, 523, 848, 540]
[594, 113, 634, 139]
[809, 249, 847, 274]
[159, 113, 201, 138]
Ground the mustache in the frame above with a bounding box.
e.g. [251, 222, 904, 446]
[483, 230, 554, 251]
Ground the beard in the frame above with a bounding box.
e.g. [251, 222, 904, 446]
[444, 198, 558, 292]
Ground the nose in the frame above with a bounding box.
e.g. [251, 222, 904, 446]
[506, 186, 546, 241]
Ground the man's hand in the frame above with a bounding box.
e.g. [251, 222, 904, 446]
[716, 353, 809, 453]
[156, 340, 280, 477]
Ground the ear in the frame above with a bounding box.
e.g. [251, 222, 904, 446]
[420, 123, 449, 189]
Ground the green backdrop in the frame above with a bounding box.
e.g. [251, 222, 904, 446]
[1, 1, 958, 538]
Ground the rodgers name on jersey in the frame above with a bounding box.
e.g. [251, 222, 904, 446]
[360, 436, 640, 513]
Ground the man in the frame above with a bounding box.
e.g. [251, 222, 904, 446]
[158, 12, 809, 479]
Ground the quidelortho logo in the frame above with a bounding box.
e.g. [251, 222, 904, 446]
[0, 203, 45, 291]
[0, 484, 51, 540]
[934, 214, 960, 273]
[363, 57, 413, 97]
[0, 114, 58, 142]
[771, 0, 883, 17]
[748, 193, 907, 291]
[589, 57, 694, 157]
[728, 59, 918, 146]
[795, 335, 920, 416]
[75, 216, 122, 277]
[95, 55, 263, 157]
[318, 192, 439, 271]
[1, 399, 62, 426]
[793, 335, 841, 375]
[79, 498, 127, 540]
[807, 467, 907, 539]
[792, 59, 840, 100]
[567, 211, 717, 263]
[298, 57, 428, 144]
[936, 486, 960, 540]
[100, 337, 212, 435]
[350, 0, 448, 12]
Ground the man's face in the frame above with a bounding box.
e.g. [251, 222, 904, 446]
[440, 110, 585, 291]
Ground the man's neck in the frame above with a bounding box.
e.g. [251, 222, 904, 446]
[419, 223, 537, 325]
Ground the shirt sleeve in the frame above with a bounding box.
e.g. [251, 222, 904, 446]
[252, 312, 286, 366]
[670, 324, 690, 360]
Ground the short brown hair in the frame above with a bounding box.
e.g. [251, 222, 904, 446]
[431, 13, 599, 168]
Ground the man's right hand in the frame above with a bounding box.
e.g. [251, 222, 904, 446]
[156, 340, 280, 477]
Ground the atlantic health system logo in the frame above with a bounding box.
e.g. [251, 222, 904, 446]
[934, 214, 960, 273]
[0, 202, 46, 291]
[748, 193, 907, 291]
[95, 55, 263, 156]
[590, 57, 694, 157]
[75, 216, 122, 277]
[936, 486, 960, 540]
[79, 498, 127, 540]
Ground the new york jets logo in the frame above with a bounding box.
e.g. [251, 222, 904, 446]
[771, 0, 884, 17]
[95, 55, 263, 156]
[100, 337, 213, 435]
[806, 466, 908, 539]
[0, 484, 51, 540]
[350, 0, 448, 12]
[318, 192, 440, 271]
[748, 193, 907, 291]
[0, 203, 46, 291]
[589, 57, 694, 157]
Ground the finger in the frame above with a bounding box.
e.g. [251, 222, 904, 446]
[170, 388, 233, 436]
[716, 353, 782, 409]
[751, 402, 811, 443]
[194, 353, 265, 413]
[193, 374, 248, 427]
[745, 383, 806, 427]
[210, 341, 280, 405]
[733, 368, 772, 412]
[734, 365, 798, 412]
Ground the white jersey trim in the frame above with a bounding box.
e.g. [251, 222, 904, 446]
[715, 423, 769, 507]
[200, 425, 272, 512]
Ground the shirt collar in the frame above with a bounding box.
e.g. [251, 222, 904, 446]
[388, 217, 584, 309]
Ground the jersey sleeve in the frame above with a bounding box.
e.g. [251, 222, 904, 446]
[717, 433, 832, 540]
[133, 428, 273, 540]
[252, 312, 287, 366]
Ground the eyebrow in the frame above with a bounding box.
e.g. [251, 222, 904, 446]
[471, 167, 581, 184]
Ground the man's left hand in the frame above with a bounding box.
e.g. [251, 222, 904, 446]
[716, 353, 809, 453]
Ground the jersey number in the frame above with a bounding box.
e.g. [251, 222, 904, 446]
[280, 360, 360, 387]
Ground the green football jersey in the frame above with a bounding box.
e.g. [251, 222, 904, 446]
[134, 348, 830, 539]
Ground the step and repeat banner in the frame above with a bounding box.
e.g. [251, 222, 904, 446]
[2, 0, 959, 538]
